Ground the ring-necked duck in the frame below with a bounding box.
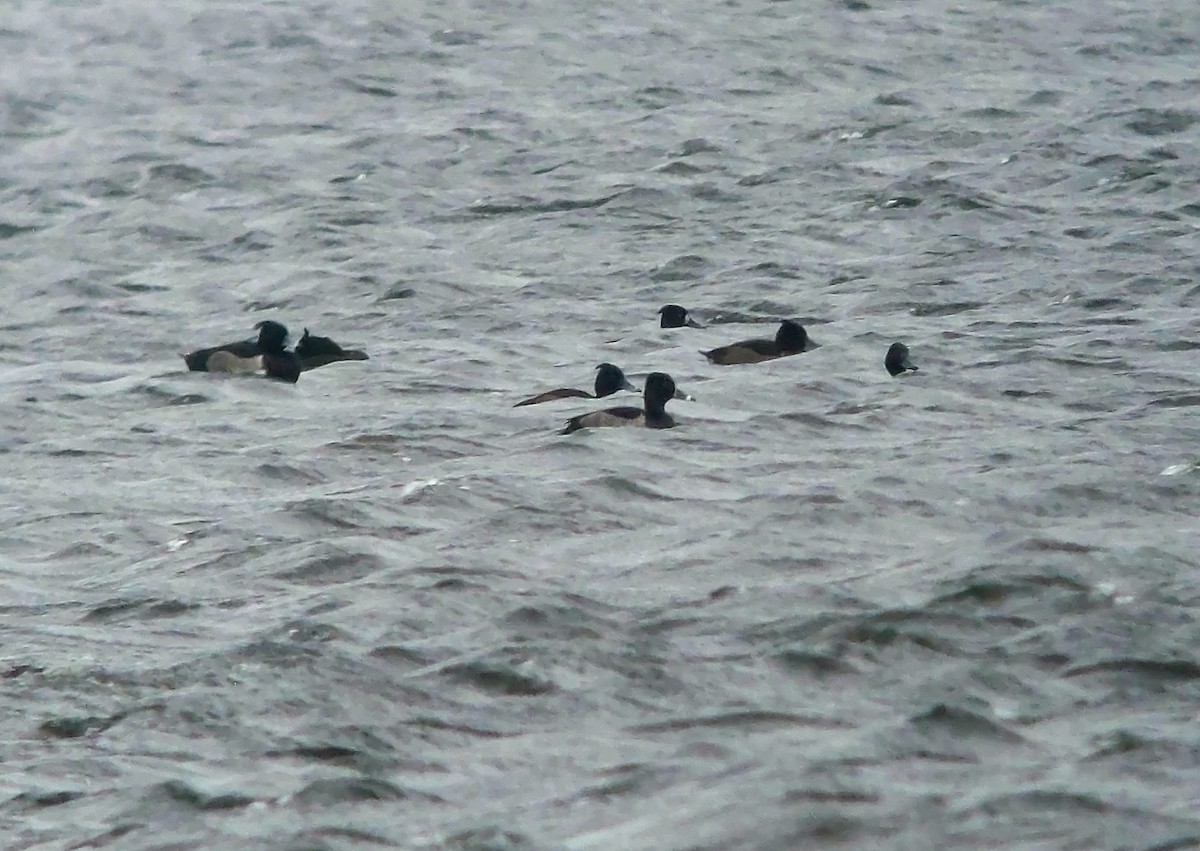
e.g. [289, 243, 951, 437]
[183, 320, 289, 372]
[515, 363, 637, 407]
[658, 304, 703, 328]
[183, 320, 299, 383]
[885, 342, 918, 377]
[295, 329, 370, 371]
[561, 372, 692, 434]
[701, 319, 809, 365]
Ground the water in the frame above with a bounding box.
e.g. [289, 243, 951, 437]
[3, 0, 1200, 848]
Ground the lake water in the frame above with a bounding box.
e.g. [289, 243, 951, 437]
[2, 1, 1200, 848]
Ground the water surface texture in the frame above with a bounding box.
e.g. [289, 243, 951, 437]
[3, 0, 1200, 848]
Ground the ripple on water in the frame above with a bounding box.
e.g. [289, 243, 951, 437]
[290, 776, 433, 806]
[438, 658, 557, 697]
[271, 542, 386, 585]
[3, 1, 1200, 848]
[82, 597, 200, 623]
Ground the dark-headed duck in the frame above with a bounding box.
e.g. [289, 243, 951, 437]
[515, 363, 637, 407]
[701, 319, 809, 365]
[296, 329, 370, 371]
[561, 372, 692, 434]
[658, 304, 703, 328]
[183, 320, 299, 384]
[183, 320, 288, 372]
[885, 342, 918, 377]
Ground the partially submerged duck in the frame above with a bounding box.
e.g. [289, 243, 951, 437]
[295, 329, 370, 371]
[183, 320, 288, 372]
[885, 342, 918, 377]
[561, 372, 692, 434]
[658, 304, 703, 328]
[514, 363, 637, 407]
[701, 319, 809, 365]
[182, 320, 299, 383]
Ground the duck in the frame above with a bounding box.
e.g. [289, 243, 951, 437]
[182, 320, 300, 384]
[183, 320, 288, 372]
[561, 372, 692, 434]
[295, 328, 370, 371]
[700, 319, 809, 365]
[514, 363, 637, 407]
[885, 342, 918, 377]
[658, 304, 703, 328]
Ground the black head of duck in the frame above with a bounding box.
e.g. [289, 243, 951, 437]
[255, 321, 300, 383]
[594, 363, 638, 396]
[514, 363, 637, 407]
[295, 328, 370, 371]
[775, 320, 807, 354]
[658, 304, 703, 328]
[255, 320, 290, 353]
[885, 342, 918, 377]
[561, 372, 692, 434]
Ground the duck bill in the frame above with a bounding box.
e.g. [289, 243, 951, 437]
[685, 317, 704, 328]
[621, 378, 638, 392]
[673, 387, 695, 402]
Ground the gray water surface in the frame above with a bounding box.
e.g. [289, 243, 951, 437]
[3, 1, 1200, 849]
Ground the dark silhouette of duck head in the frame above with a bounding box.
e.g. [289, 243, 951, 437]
[256, 321, 300, 383]
[295, 328, 370, 371]
[658, 304, 703, 328]
[775, 320, 807, 354]
[594, 363, 638, 396]
[885, 342, 918, 377]
[255, 320, 289, 352]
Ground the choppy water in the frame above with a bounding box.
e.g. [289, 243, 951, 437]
[3, 0, 1200, 848]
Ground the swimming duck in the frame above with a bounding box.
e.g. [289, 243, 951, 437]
[561, 372, 692, 434]
[183, 320, 288, 372]
[885, 342, 918, 377]
[182, 320, 300, 383]
[658, 304, 703, 328]
[295, 329, 370, 371]
[514, 363, 637, 407]
[700, 319, 808, 365]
